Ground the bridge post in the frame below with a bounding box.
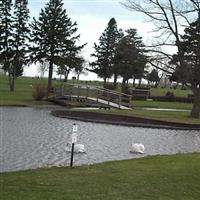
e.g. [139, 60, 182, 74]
[78, 85, 80, 99]
[118, 95, 121, 109]
[86, 86, 89, 99]
[107, 92, 109, 106]
[129, 96, 132, 108]
[96, 90, 99, 103]
[61, 85, 65, 96]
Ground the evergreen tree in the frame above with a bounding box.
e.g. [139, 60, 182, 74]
[90, 18, 121, 85]
[10, 0, 29, 91]
[146, 69, 160, 87]
[0, 0, 3, 53]
[0, 0, 29, 91]
[55, 52, 77, 82]
[171, 18, 200, 118]
[73, 56, 85, 80]
[115, 29, 147, 92]
[0, 0, 13, 78]
[30, 0, 84, 92]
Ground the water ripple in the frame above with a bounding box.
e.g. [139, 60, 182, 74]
[1, 107, 200, 172]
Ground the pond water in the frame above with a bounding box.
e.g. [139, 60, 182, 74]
[1, 107, 200, 173]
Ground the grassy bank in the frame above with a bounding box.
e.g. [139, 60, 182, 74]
[1, 75, 199, 124]
[1, 153, 200, 200]
[150, 87, 192, 97]
[86, 109, 200, 124]
[1, 75, 192, 107]
[132, 100, 193, 110]
[0, 75, 51, 106]
[0, 75, 101, 106]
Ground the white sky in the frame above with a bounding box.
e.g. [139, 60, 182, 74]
[24, 0, 156, 80]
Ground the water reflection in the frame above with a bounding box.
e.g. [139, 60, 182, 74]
[1, 107, 200, 172]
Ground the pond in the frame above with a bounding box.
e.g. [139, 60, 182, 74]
[1, 107, 200, 172]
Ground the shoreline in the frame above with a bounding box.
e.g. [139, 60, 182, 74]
[1, 105, 199, 130]
[51, 110, 200, 130]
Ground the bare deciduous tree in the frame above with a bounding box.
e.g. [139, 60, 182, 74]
[124, 0, 200, 118]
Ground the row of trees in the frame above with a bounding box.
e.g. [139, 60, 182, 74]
[90, 18, 147, 92]
[1, 0, 199, 118]
[90, 18, 163, 89]
[90, 0, 200, 118]
[0, 0, 85, 92]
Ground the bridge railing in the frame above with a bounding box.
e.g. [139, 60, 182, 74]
[53, 84, 132, 108]
[95, 87, 132, 108]
[96, 87, 132, 105]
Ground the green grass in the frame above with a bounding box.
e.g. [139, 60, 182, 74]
[0, 75, 104, 106]
[150, 87, 192, 97]
[0, 75, 50, 106]
[132, 100, 193, 110]
[1, 75, 199, 124]
[87, 109, 200, 124]
[1, 153, 200, 200]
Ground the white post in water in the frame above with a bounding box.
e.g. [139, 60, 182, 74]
[70, 123, 78, 167]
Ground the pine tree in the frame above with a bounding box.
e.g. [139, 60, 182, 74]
[30, 0, 84, 93]
[0, 0, 3, 53]
[0, 0, 29, 91]
[55, 52, 77, 82]
[73, 56, 85, 80]
[0, 0, 13, 75]
[171, 18, 200, 118]
[146, 69, 160, 87]
[90, 18, 121, 85]
[9, 0, 30, 91]
[115, 29, 147, 92]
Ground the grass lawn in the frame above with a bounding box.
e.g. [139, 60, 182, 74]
[0, 75, 103, 106]
[1, 153, 200, 200]
[132, 100, 193, 110]
[88, 109, 200, 124]
[0, 75, 51, 106]
[1, 75, 199, 124]
[150, 87, 192, 97]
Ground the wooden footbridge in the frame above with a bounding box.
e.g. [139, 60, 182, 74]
[49, 84, 132, 110]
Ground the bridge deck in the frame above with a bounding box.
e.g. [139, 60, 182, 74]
[52, 84, 132, 110]
[87, 97, 131, 110]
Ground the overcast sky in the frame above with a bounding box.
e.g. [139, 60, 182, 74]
[24, 0, 154, 80]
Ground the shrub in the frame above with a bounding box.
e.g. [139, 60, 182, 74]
[103, 83, 115, 90]
[165, 91, 175, 98]
[32, 84, 47, 101]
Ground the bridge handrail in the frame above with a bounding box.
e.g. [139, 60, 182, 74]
[54, 83, 131, 97]
[96, 87, 132, 98]
[53, 84, 132, 108]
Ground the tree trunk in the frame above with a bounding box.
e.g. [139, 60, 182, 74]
[121, 78, 127, 93]
[8, 63, 15, 92]
[113, 73, 118, 89]
[8, 72, 12, 90]
[190, 89, 200, 118]
[11, 64, 16, 92]
[64, 70, 70, 82]
[10, 75, 15, 91]
[133, 77, 136, 87]
[155, 81, 158, 88]
[47, 59, 53, 94]
[139, 78, 142, 87]
[103, 78, 106, 84]
[77, 73, 80, 81]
